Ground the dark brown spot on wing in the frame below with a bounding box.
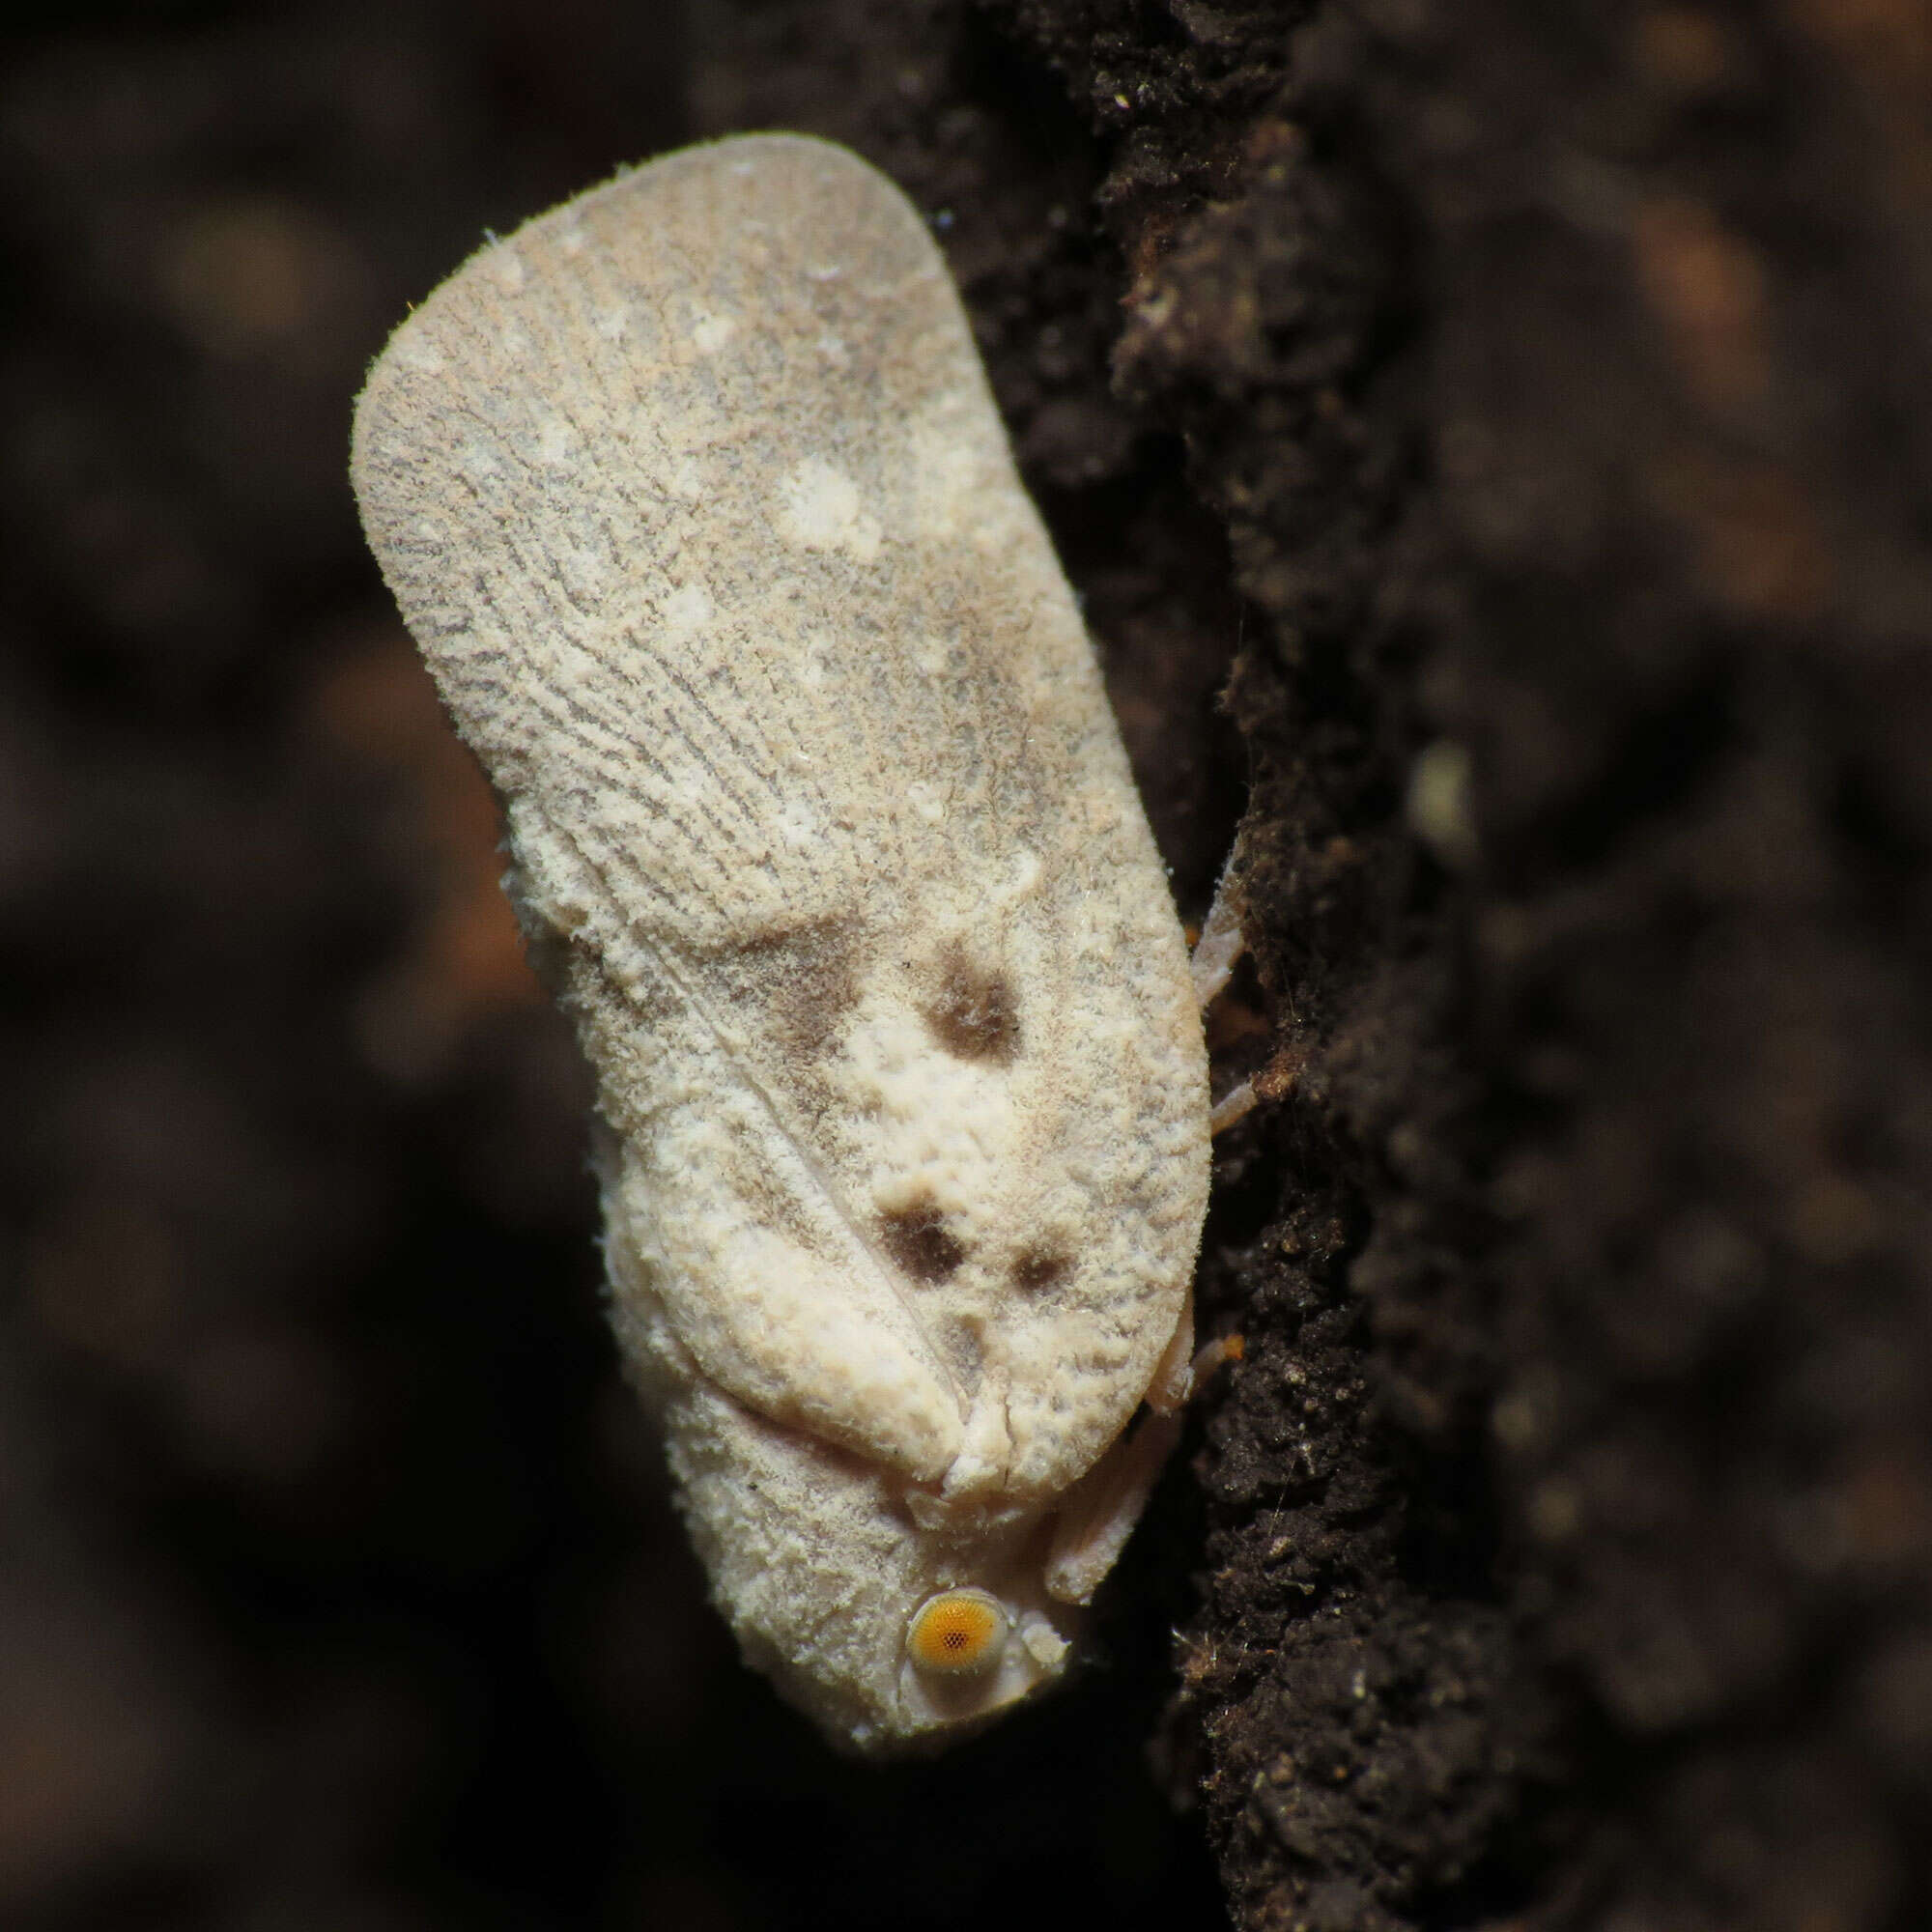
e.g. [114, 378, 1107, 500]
[922, 944, 1019, 1065]
[879, 1199, 967, 1282]
[707, 916, 863, 1067]
[1011, 1248, 1070, 1293]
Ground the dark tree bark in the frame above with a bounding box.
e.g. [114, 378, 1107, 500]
[709, 1, 1932, 1926]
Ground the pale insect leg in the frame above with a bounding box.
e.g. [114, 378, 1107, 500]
[1043, 1406, 1183, 1605]
[1144, 1285, 1198, 1415]
[1208, 1078, 1259, 1135]
[1189, 853, 1246, 1008]
[1041, 1314, 1243, 1605]
[1194, 850, 1260, 1134]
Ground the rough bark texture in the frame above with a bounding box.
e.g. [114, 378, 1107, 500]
[4, 3, 1929, 1930]
[968, 4, 1932, 1929]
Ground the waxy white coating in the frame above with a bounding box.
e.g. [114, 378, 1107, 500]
[350, 133, 1210, 1750]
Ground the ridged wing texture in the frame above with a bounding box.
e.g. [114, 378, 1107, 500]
[355, 136, 1065, 959]
[352, 135, 1208, 1506]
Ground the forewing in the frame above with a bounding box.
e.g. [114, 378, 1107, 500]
[352, 135, 1207, 1495]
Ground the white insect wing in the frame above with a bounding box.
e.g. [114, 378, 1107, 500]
[351, 133, 1210, 1751]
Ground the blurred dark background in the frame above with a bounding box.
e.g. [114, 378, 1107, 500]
[13, 3, 1932, 1930]
[0, 4, 1231, 1928]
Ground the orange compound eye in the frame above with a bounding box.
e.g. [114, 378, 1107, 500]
[905, 1588, 1009, 1676]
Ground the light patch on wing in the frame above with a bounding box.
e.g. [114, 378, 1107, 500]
[778, 799, 820, 847]
[776, 457, 883, 563]
[906, 408, 996, 541]
[669, 771, 715, 817]
[662, 581, 714, 641]
[837, 974, 1024, 1264]
[691, 311, 737, 355]
[1004, 848, 1043, 902]
[556, 543, 611, 606]
[661, 452, 704, 500]
[458, 437, 501, 486]
[796, 633, 834, 690]
[390, 329, 446, 377]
